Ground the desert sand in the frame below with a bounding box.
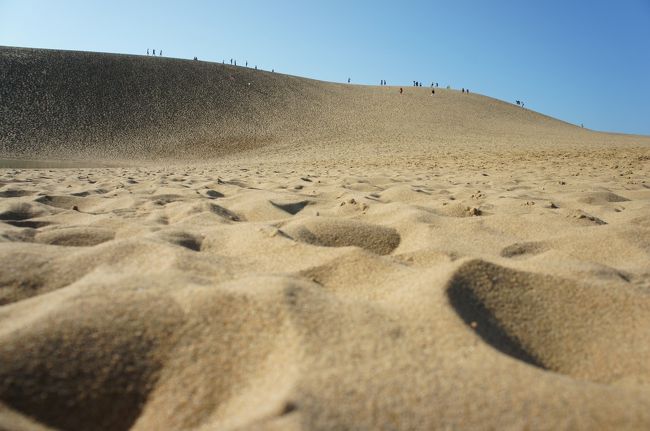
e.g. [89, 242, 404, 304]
[1, 46, 650, 430]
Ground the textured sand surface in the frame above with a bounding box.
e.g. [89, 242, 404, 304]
[2, 47, 650, 430]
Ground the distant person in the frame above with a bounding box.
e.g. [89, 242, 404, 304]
[400, 87, 403, 94]
[255, 65, 257, 70]
[436, 82, 439, 87]
[160, 50, 163, 56]
[147, 48, 149, 55]
[246, 61, 248, 67]
[348, 77, 351, 83]
[272, 69, 275, 72]
[462, 88, 465, 93]
[153, 49, 156, 55]
[466, 89, 470, 94]
[234, 60, 237, 66]
[194, 56, 198, 61]
[230, 58, 233, 64]
[431, 89, 435, 96]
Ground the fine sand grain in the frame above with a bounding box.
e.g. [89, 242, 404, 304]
[2, 47, 650, 430]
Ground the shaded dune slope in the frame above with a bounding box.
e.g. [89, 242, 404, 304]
[3, 46, 646, 162]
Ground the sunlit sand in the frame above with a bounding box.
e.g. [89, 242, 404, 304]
[2, 46, 650, 430]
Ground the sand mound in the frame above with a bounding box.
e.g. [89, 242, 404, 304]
[0, 275, 185, 431]
[34, 226, 115, 247]
[447, 259, 650, 383]
[578, 191, 630, 205]
[281, 217, 401, 255]
[0, 189, 35, 198]
[0, 201, 52, 221]
[500, 241, 549, 258]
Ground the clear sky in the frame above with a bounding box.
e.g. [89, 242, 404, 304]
[1, 0, 649, 135]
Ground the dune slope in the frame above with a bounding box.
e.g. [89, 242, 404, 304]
[3, 46, 648, 162]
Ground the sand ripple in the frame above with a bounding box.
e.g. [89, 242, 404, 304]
[1, 154, 650, 429]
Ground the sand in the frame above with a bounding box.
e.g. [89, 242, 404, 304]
[1, 47, 650, 430]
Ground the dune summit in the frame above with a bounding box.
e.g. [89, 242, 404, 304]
[1, 46, 650, 430]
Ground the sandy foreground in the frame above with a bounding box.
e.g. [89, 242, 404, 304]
[2, 47, 650, 430]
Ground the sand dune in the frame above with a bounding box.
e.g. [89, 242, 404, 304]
[3, 46, 648, 163]
[1, 47, 650, 430]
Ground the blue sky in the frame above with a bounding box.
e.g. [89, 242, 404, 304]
[1, 0, 649, 135]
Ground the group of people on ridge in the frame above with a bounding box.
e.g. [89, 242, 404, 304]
[343, 78, 469, 96]
[225, 58, 273, 72]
